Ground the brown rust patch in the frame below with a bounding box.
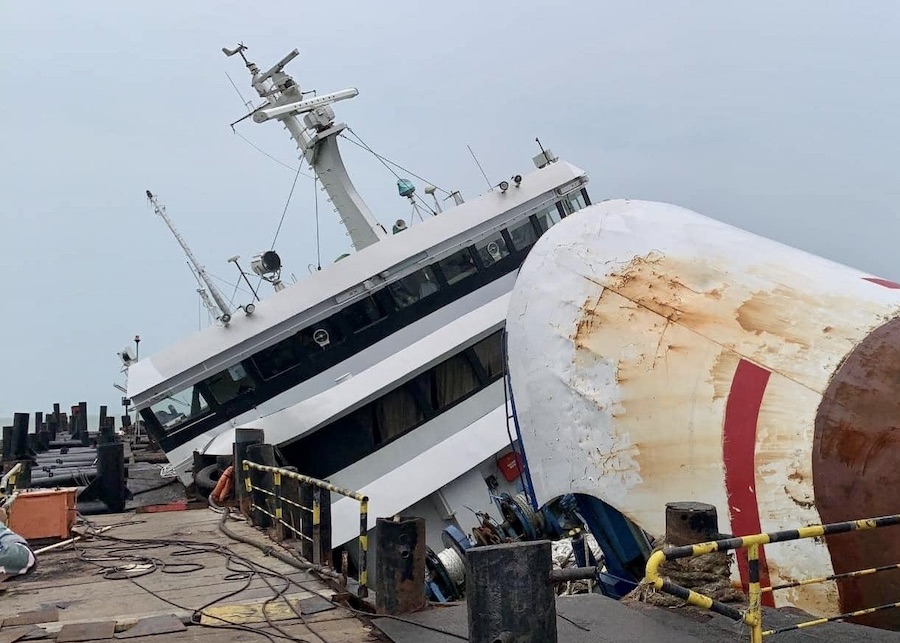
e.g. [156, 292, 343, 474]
[734, 286, 812, 348]
[813, 316, 900, 630]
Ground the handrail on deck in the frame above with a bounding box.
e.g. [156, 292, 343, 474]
[242, 460, 369, 598]
[644, 513, 900, 642]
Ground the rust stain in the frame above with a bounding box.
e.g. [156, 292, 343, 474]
[813, 316, 900, 630]
[734, 286, 812, 348]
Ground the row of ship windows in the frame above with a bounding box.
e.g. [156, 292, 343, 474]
[146, 189, 588, 436]
[280, 330, 505, 479]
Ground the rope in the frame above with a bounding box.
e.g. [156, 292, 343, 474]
[232, 129, 314, 178]
[437, 547, 466, 587]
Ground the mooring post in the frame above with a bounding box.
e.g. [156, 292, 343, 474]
[2, 427, 12, 462]
[665, 501, 720, 546]
[466, 540, 557, 643]
[233, 428, 265, 517]
[246, 443, 276, 528]
[97, 442, 126, 512]
[50, 403, 61, 441]
[78, 402, 90, 446]
[12, 413, 29, 459]
[375, 516, 427, 615]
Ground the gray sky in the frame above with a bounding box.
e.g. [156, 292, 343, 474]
[2, 2, 900, 418]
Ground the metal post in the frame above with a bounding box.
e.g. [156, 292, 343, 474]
[312, 486, 322, 565]
[318, 488, 332, 567]
[359, 498, 369, 598]
[374, 516, 427, 615]
[246, 444, 276, 528]
[299, 481, 314, 561]
[12, 413, 29, 459]
[97, 442, 126, 512]
[233, 428, 264, 516]
[466, 540, 557, 643]
[747, 543, 763, 643]
[273, 470, 284, 541]
[78, 402, 90, 446]
[2, 427, 12, 462]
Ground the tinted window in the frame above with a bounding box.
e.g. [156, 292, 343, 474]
[388, 267, 440, 309]
[434, 354, 479, 409]
[206, 363, 256, 405]
[535, 204, 563, 233]
[475, 233, 510, 267]
[341, 295, 388, 333]
[253, 336, 303, 381]
[508, 219, 538, 251]
[374, 386, 424, 444]
[565, 191, 587, 214]
[438, 249, 478, 285]
[150, 385, 209, 430]
[472, 333, 504, 379]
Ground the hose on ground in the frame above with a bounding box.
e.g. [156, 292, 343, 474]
[217, 507, 341, 580]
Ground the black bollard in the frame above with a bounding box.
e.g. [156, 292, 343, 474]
[50, 403, 61, 441]
[665, 501, 720, 546]
[245, 443, 276, 528]
[466, 540, 557, 643]
[97, 442, 126, 513]
[12, 413, 29, 459]
[233, 428, 265, 516]
[78, 402, 90, 446]
[2, 427, 12, 461]
[375, 516, 427, 615]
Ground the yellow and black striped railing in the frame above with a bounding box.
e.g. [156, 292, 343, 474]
[243, 460, 369, 598]
[644, 514, 900, 642]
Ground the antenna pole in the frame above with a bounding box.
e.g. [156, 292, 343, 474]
[226, 44, 387, 252]
[467, 144, 494, 192]
[146, 190, 232, 325]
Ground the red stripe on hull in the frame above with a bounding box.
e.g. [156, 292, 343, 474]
[863, 277, 900, 289]
[723, 359, 775, 607]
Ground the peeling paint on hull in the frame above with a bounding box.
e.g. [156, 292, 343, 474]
[506, 199, 900, 628]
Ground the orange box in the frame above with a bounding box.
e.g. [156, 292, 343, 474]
[7, 488, 78, 540]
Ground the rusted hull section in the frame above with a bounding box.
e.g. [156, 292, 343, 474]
[506, 199, 900, 628]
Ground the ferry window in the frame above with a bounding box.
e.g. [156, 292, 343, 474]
[374, 386, 424, 444]
[388, 267, 440, 309]
[253, 335, 304, 380]
[438, 248, 478, 286]
[341, 295, 388, 334]
[565, 191, 587, 214]
[434, 354, 479, 409]
[150, 385, 209, 429]
[508, 218, 538, 251]
[206, 363, 256, 405]
[535, 203, 563, 234]
[474, 233, 510, 267]
[472, 332, 505, 379]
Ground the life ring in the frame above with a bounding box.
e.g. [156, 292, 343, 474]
[211, 465, 234, 503]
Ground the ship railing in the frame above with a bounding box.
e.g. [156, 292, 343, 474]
[242, 460, 369, 598]
[643, 513, 900, 642]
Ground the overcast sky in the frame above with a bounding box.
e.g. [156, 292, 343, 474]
[2, 2, 900, 418]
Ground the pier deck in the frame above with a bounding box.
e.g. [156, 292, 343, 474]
[0, 508, 382, 642]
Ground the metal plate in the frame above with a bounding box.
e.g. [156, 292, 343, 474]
[56, 621, 117, 643]
[115, 615, 186, 639]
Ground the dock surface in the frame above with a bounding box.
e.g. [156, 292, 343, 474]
[0, 508, 382, 642]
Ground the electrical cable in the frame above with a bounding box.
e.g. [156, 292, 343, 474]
[341, 129, 450, 195]
[232, 129, 314, 178]
[271, 161, 305, 250]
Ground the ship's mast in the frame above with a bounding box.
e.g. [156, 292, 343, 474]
[224, 44, 387, 252]
[146, 190, 232, 325]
